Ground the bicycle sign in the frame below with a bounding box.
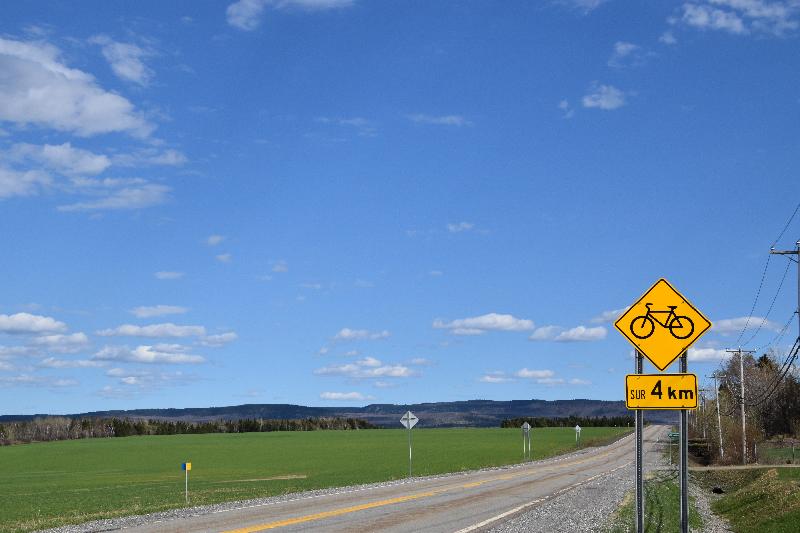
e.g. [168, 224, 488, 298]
[615, 278, 711, 371]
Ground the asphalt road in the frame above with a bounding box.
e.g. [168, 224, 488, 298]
[122, 425, 664, 533]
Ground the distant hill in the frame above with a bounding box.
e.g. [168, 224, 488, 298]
[0, 399, 675, 427]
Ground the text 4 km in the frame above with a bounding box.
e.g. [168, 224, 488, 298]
[625, 374, 698, 410]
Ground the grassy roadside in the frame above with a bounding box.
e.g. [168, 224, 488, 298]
[693, 468, 800, 532]
[606, 470, 703, 532]
[0, 426, 630, 532]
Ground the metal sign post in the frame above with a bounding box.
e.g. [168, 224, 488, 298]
[400, 411, 418, 477]
[679, 353, 689, 532]
[635, 352, 644, 533]
[616, 278, 710, 533]
[575, 424, 582, 446]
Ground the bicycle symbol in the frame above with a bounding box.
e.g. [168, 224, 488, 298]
[629, 303, 695, 340]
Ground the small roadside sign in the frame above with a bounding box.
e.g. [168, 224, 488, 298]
[182, 462, 191, 471]
[626, 374, 698, 410]
[575, 425, 581, 445]
[400, 411, 418, 429]
[400, 411, 418, 477]
[614, 278, 711, 371]
[521, 422, 531, 460]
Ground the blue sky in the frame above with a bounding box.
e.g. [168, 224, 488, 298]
[1, 0, 799, 414]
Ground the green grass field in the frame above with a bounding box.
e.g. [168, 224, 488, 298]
[0, 426, 628, 532]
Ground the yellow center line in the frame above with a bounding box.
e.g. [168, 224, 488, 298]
[222, 490, 443, 532]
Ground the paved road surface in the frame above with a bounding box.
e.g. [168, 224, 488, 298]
[121, 425, 664, 533]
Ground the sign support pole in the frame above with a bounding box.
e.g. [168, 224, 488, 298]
[635, 351, 644, 533]
[408, 423, 412, 478]
[680, 353, 689, 533]
[185, 468, 189, 504]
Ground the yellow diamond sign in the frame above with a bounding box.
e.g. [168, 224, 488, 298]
[614, 278, 711, 371]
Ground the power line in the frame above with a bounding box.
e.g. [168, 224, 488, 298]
[742, 258, 793, 346]
[732, 199, 800, 346]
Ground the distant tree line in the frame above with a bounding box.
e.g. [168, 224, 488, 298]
[0, 416, 377, 445]
[500, 415, 634, 428]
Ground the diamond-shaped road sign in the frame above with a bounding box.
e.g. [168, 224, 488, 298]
[615, 278, 711, 371]
[521, 422, 531, 431]
[400, 411, 418, 429]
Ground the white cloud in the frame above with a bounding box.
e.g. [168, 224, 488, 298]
[96, 323, 206, 338]
[0, 37, 153, 137]
[713, 316, 781, 334]
[0, 166, 51, 198]
[447, 221, 474, 233]
[200, 332, 238, 347]
[216, 253, 232, 263]
[407, 114, 472, 127]
[0, 313, 67, 335]
[207, 234, 225, 246]
[569, 378, 592, 385]
[558, 99, 575, 119]
[320, 391, 372, 401]
[0, 374, 79, 388]
[582, 83, 627, 110]
[31, 332, 90, 353]
[93, 344, 205, 364]
[679, 1, 800, 36]
[591, 306, 630, 323]
[515, 368, 556, 379]
[313, 357, 416, 378]
[227, 0, 355, 31]
[479, 371, 514, 383]
[155, 271, 184, 280]
[38, 357, 106, 368]
[660, 31, 678, 44]
[58, 182, 170, 211]
[688, 347, 730, 362]
[6, 142, 111, 176]
[536, 377, 567, 385]
[557, 0, 610, 13]
[409, 357, 432, 366]
[111, 148, 188, 168]
[608, 41, 650, 68]
[681, 3, 748, 33]
[333, 328, 391, 341]
[554, 325, 607, 342]
[89, 35, 153, 86]
[272, 260, 289, 273]
[529, 325, 562, 341]
[130, 305, 188, 318]
[433, 313, 535, 335]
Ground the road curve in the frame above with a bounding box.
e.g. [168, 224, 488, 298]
[120, 425, 664, 533]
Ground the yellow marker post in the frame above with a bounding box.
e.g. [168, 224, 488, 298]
[625, 374, 698, 409]
[182, 462, 191, 503]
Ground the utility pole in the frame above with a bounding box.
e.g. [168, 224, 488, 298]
[726, 348, 754, 465]
[710, 373, 725, 459]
